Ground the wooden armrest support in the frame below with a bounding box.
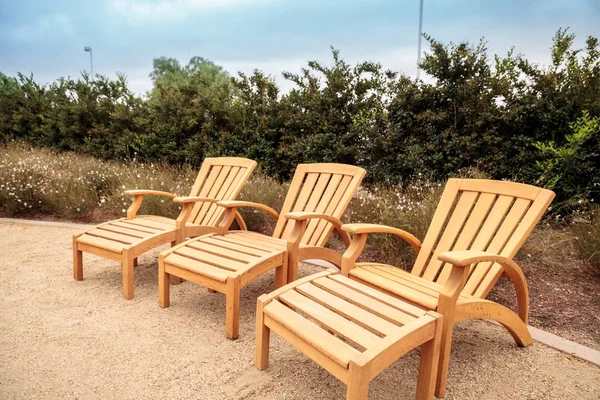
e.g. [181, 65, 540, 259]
[173, 196, 219, 204]
[125, 190, 177, 219]
[341, 223, 422, 254]
[216, 200, 280, 221]
[124, 190, 177, 198]
[438, 250, 529, 322]
[285, 212, 350, 246]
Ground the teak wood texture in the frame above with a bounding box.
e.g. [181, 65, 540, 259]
[255, 270, 443, 400]
[340, 178, 555, 397]
[73, 157, 256, 299]
[158, 163, 366, 339]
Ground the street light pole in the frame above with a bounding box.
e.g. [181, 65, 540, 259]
[84, 46, 93, 80]
[416, 0, 424, 80]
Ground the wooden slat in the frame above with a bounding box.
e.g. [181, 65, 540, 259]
[193, 165, 228, 224]
[125, 217, 171, 230]
[329, 274, 427, 317]
[304, 174, 343, 245]
[86, 228, 138, 244]
[312, 174, 354, 246]
[112, 220, 162, 234]
[227, 232, 286, 251]
[174, 246, 247, 271]
[411, 179, 462, 276]
[279, 290, 381, 351]
[280, 172, 321, 240]
[200, 236, 271, 257]
[164, 253, 231, 282]
[203, 166, 241, 226]
[313, 276, 416, 326]
[354, 266, 440, 309]
[188, 240, 259, 263]
[468, 197, 531, 296]
[264, 300, 359, 367]
[77, 234, 125, 253]
[364, 265, 442, 298]
[422, 191, 479, 281]
[189, 165, 223, 222]
[435, 192, 497, 284]
[98, 224, 151, 239]
[296, 282, 400, 336]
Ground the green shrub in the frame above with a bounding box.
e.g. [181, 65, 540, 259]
[572, 206, 600, 269]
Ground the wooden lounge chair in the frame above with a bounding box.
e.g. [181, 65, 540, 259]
[338, 178, 555, 397]
[73, 157, 257, 299]
[158, 163, 366, 339]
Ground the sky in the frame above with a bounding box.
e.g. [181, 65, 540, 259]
[1, 0, 599, 95]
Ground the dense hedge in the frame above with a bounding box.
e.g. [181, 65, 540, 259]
[1, 29, 599, 209]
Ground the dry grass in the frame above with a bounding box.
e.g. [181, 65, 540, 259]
[1, 143, 598, 270]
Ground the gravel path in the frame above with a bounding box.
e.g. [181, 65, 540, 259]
[1, 222, 599, 399]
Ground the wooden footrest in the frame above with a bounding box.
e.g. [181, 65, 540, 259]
[256, 271, 443, 400]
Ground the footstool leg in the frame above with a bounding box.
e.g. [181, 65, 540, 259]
[225, 278, 241, 340]
[255, 295, 271, 370]
[416, 312, 443, 400]
[346, 361, 369, 400]
[122, 249, 134, 300]
[73, 235, 83, 281]
[158, 253, 170, 307]
[133, 257, 138, 266]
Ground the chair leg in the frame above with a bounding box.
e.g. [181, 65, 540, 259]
[133, 257, 138, 266]
[435, 317, 455, 398]
[255, 295, 271, 370]
[122, 249, 135, 300]
[225, 278, 241, 340]
[346, 361, 369, 400]
[73, 235, 83, 281]
[158, 254, 170, 307]
[416, 314, 443, 400]
[274, 259, 288, 289]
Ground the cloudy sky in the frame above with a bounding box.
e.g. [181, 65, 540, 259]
[1, 0, 599, 94]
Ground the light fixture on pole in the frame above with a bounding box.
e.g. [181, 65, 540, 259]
[416, 0, 424, 80]
[84, 46, 94, 80]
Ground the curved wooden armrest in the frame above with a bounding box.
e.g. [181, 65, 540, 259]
[125, 189, 177, 219]
[124, 190, 177, 198]
[285, 212, 350, 246]
[173, 196, 219, 204]
[216, 200, 280, 221]
[341, 223, 422, 254]
[438, 250, 529, 323]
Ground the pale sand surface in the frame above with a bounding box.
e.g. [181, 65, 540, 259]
[1, 222, 599, 399]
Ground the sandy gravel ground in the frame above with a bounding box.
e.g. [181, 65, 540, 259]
[1, 221, 599, 399]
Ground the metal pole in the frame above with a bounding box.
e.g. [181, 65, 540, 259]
[89, 48, 94, 80]
[416, 0, 424, 80]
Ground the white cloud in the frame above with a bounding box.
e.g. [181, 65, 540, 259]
[10, 13, 74, 42]
[109, 0, 272, 21]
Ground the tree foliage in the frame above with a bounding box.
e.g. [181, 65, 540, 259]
[1, 29, 598, 211]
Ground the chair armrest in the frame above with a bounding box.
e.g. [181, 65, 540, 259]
[341, 223, 422, 254]
[124, 190, 177, 198]
[438, 250, 529, 323]
[173, 196, 219, 204]
[216, 200, 280, 221]
[285, 212, 350, 246]
[124, 190, 177, 219]
[340, 224, 422, 276]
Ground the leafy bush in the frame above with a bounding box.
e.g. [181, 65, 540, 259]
[1, 29, 599, 212]
[572, 207, 600, 269]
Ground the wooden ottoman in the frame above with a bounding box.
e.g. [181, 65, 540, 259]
[255, 270, 443, 400]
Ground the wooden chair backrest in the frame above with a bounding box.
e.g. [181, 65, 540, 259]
[272, 164, 366, 246]
[187, 157, 257, 226]
[411, 179, 555, 298]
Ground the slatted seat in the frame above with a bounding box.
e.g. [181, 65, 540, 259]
[339, 178, 555, 397]
[255, 270, 443, 400]
[159, 163, 366, 339]
[73, 157, 256, 299]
